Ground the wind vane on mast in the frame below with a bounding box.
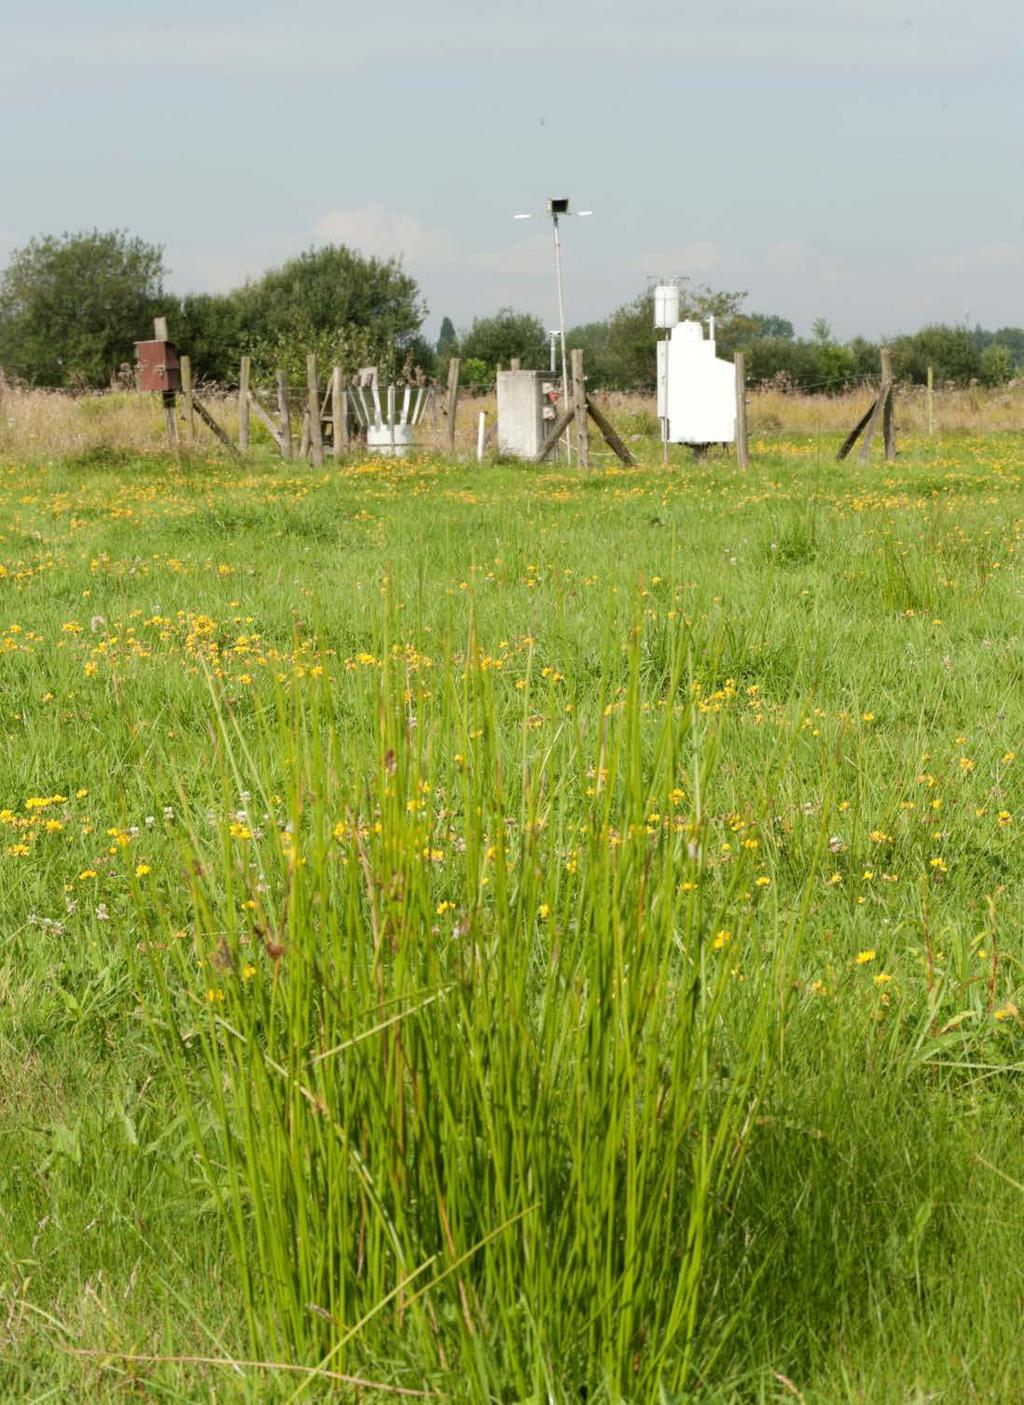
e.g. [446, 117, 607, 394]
[509, 199, 594, 463]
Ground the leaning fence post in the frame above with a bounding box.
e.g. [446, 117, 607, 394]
[855, 347, 894, 464]
[927, 364, 935, 436]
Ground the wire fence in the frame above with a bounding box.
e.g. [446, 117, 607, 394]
[4, 373, 1024, 462]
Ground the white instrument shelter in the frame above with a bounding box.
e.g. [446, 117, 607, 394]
[657, 320, 737, 445]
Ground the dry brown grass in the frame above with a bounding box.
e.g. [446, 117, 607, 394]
[748, 380, 1024, 435]
[0, 385, 241, 460]
[3, 379, 1024, 462]
[413, 382, 1024, 451]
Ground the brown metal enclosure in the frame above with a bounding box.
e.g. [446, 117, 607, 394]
[135, 340, 181, 392]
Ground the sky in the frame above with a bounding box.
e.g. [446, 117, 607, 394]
[1, 0, 1021, 342]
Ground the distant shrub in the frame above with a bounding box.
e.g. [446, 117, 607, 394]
[980, 343, 1014, 387]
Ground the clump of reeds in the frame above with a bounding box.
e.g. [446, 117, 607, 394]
[140, 615, 810, 1400]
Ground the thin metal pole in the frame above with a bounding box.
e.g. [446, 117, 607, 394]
[662, 330, 669, 465]
[552, 213, 572, 464]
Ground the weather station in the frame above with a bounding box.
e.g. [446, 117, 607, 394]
[655, 283, 738, 455]
[495, 197, 593, 462]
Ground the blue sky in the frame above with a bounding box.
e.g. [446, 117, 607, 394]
[1, 0, 1021, 340]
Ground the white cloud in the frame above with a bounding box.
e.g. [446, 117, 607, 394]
[170, 246, 287, 294]
[763, 242, 855, 286]
[632, 241, 724, 277]
[472, 234, 553, 280]
[312, 205, 457, 269]
[928, 243, 1024, 277]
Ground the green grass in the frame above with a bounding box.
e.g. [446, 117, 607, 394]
[2, 434, 1024, 1401]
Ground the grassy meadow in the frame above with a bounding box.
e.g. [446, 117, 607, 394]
[3, 430, 1024, 1402]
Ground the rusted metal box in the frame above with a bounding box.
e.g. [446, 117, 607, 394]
[135, 339, 181, 393]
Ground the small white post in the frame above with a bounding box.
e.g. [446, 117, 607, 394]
[476, 410, 486, 463]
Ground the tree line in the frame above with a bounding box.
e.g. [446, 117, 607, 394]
[0, 230, 428, 391]
[2, 228, 1023, 394]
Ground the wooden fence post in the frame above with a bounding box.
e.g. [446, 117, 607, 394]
[180, 355, 195, 445]
[927, 364, 935, 435]
[734, 352, 749, 469]
[446, 357, 461, 456]
[151, 316, 177, 448]
[534, 405, 577, 463]
[191, 396, 240, 457]
[238, 355, 251, 452]
[276, 370, 292, 460]
[306, 354, 324, 466]
[163, 394, 178, 450]
[881, 348, 896, 462]
[857, 347, 894, 464]
[331, 367, 347, 459]
[571, 348, 589, 469]
[585, 396, 635, 467]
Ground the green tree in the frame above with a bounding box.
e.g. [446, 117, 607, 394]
[460, 357, 490, 388]
[436, 316, 457, 356]
[890, 325, 981, 385]
[0, 229, 166, 387]
[458, 308, 548, 377]
[986, 327, 1024, 367]
[434, 315, 459, 381]
[747, 313, 795, 341]
[173, 291, 245, 384]
[236, 245, 425, 378]
[848, 336, 882, 377]
[979, 343, 1014, 387]
[570, 284, 748, 390]
[743, 336, 858, 392]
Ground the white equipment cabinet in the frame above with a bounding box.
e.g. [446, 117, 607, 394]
[496, 369, 559, 458]
[656, 314, 737, 446]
